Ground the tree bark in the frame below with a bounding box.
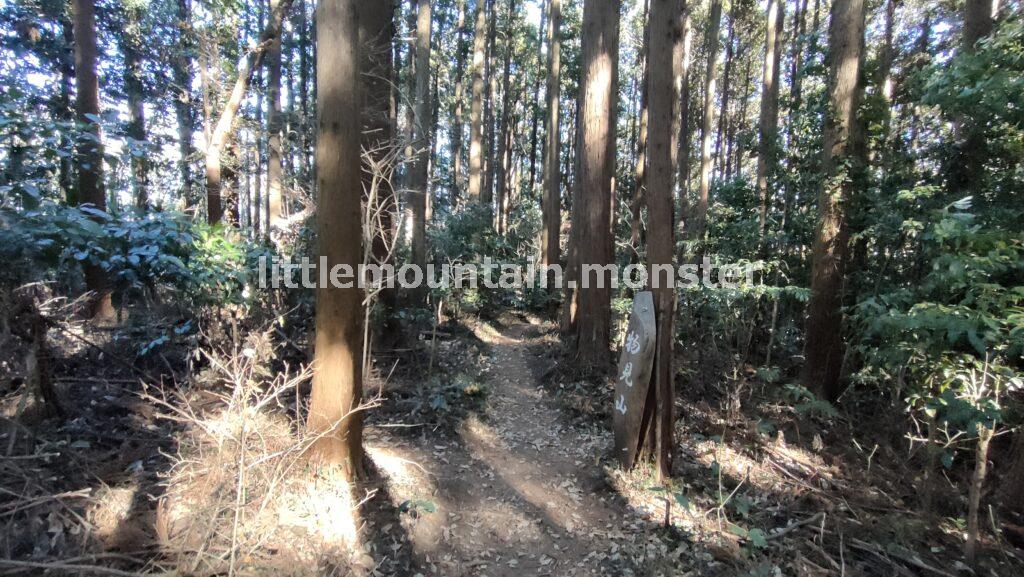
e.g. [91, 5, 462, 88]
[359, 0, 397, 333]
[307, 0, 365, 480]
[541, 0, 562, 294]
[494, 0, 519, 234]
[121, 4, 148, 210]
[800, 0, 867, 400]
[998, 430, 1024, 515]
[482, 0, 498, 209]
[205, 0, 293, 224]
[714, 14, 733, 180]
[629, 0, 650, 262]
[58, 18, 76, 206]
[72, 0, 114, 320]
[692, 0, 722, 247]
[526, 2, 547, 198]
[409, 0, 432, 303]
[756, 0, 784, 249]
[789, 0, 808, 110]
[172, 0, 195, 209]
[675, 10, 692, 244]
[645, 0, 681, 480]
[449, 0, 469, 203]
[467, 0, 488, 200]
[570, 0, 619, 368]
[266, 0, 285, 232]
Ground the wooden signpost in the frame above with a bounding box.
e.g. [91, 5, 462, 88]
[613, 291, 657, 468]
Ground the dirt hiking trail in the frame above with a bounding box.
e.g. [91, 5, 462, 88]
[367, 319, 655, 576]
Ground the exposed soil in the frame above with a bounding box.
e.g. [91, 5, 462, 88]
[362, 318, 673, 576]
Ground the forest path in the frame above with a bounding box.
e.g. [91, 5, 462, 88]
[387, 319, 634, 576]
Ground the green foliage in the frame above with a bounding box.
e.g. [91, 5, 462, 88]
[428, 202, 544, 313]
[923, 15, 1024, 133]
[0, 202, 275, 312]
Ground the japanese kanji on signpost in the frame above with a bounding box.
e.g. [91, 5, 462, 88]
[613, 291, 657, 468]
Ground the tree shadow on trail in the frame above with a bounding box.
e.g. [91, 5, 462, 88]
[353, 456, 424, 575]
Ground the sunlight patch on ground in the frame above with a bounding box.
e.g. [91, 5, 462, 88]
[469, 320, 510, 345]
[365, 444, 428, 488]
[459, 414, 585, 536]
[87, 485, 138, 548]
[275, 472, 358, 546]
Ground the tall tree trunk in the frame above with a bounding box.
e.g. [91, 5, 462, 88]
[72, 0, 114, 320]
[692, 0, 722, 246]
[58, 18, 76, 205]
[800, 0, 867, 400]
[541, 0, 561, 292]
[998, 431, 1024, 516]
[788, 0, 808, 110]
[629, 0, 650, 262]
[482, 0, 498, 208]
[359, 0, 397, 333]
[205, 0, 293, 224]
[297, 0, 310, 182]
[949, 0, 997, 196]
[714, 14, 733, 180]
[267, 0, 285, 232]
[172, 0, 195, 209]
[307, 0, 365, 480]
[874, 0, 898, 176]
[645, 0, 681, 480]
[253, 0, 266, 236]
[570, 0, 619, 368]
[526, 2, 547, 198]
[449, 0, 469, 203]
[467, 0, 487, 200]
[756, 0, 784, 249]
[409, 0, 432, 303]
[121, 4, 148, 210]
[494, 0, 518, 234]
[728, 55, 752, 179]
[675, 10, 692, 243]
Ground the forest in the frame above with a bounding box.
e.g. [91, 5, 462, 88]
[1, 0, 1023, 575]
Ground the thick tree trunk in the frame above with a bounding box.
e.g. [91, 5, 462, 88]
[172, 0, 195, 209]
[267, 0, 285, 232]
[494, 0, 518, 234]
[998, 431, 1024, 515]
[675, 11, 692, 244]
[800, 0, 867, 400]
[307, 0, 365, 480]
[359, 0, 397, 332]
[692, 0, 722, 246]
[205, 0, 293, 224]
[541, 0, 562, 292]
[570, 0, 619, 368]
[714, 14, 733, 180]
[629, 0, 650, 262]
[482, 0, 498, 208]
[72, 0, 114, 320]
[467, 0, 488, 200]
[645, 0, 681, 480]
[409, 0, 432, 303]
[873, 0, 898, 177]
[789, 0, 808, 109]
[526, 3, 547, 198]
[756, 0, 784, 249]
[58, 19, 76, 206]
[449, 0, 468, 203]
[297, 0, 310, 182]
[121, 5, 148, 210]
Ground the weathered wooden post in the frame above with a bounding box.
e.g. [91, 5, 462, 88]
[613, 291, 657, 468]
